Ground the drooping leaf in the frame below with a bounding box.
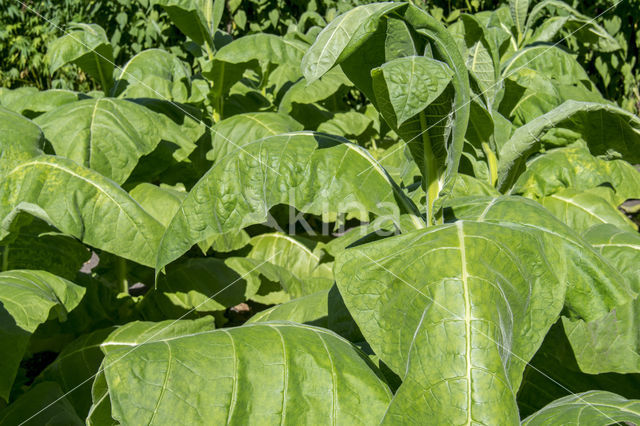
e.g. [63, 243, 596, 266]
[112, 49, 192, 102]
[279, 67, 352, 114]
[0, 107, 44, 178]
[157, 132, 423, 272]
[46, 23, 114, 91]
[96, 320, 392, 424]
[522, 391, 640, 425]
[34, 98, 203, 184]
[0, 88, 83, 117]
[498, 101, 640, 190]
[129, 183, 186, 227]
[206, 112, 303, 163]
[0, 270, 85, 401]
[0, 156, 165, 267]
[0, 382, 83, 425]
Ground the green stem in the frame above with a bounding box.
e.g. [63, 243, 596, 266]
[116, 257, 128, 294]
[482, 142, 498, 187]
[420, 113, 440, 226]
[1, 246, 9, 272]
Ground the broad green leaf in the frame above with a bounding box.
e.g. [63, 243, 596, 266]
[46, 23, 114, 91]
[0, 88, 82, 117]
[0, 270, 85, 401]
[34, 98, 203, 184]
[540, 189, 637, 232]
[335, 220, 569, 424]
[563, 297, 640, 374]
[372, 56, 454, 126]
[509, 0, 529, 39]
[0, 382, 83, 425]
[206, 112, 303, 163]
[98, 321, 392, 424]
[130, 183, 186, 227]
[522, 391, 640, 425]
[215, 34, 306, 66]
[316, 111, 373, 139]
[157, 132, 423, 272]
[584, 224, 640, 292]
[0, 156, 165, 267]
[301, 2, 403, 83]
[156, 0, 224, 49]
[511, 143, 640, 201]
[37, 328, 114, 417]
[112, 49, 191, 102]
[498, 101, 640, 190]
[0, 107, 44, 178]
[444, 196, 635, 320]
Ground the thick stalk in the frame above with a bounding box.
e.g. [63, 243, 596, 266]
[116, 257, 128, 294]
[420, 113, 440, 226]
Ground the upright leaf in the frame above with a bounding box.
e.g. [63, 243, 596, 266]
[509, 0, 529, 40]
[46, 24, 114, 91]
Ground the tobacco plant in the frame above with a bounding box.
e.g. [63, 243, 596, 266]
[1, 0, 640, 424]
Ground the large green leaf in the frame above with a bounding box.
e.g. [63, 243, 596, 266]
[540, 189, 637, 232]
[157, 132, 423, 272]
[335, 220, 570, 424]
[97, 320, 392, 424]
[34, 98, 203, 184]
[522, 391, 640, 425]
[0, 88, 82, 117]
[0, 107, 44, 178]
[498, 101, 640, 190]
[0, 156, 165, 267]
[46, 23, 114, 91]
[509, 0, 529, 39]
[206, 112, 303, 163]
[112, 49, 191, 102]
[0, 270, 85, 401]
[129, 183, 186, 228]
[279, 67, 352, 115]
[372, 56, 454, 127]
[301, 2, 403, 83]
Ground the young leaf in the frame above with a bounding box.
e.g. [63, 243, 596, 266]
[509, 0, 529, 40]
[157, 132, 423, 272]
[46, 23, 114, 92]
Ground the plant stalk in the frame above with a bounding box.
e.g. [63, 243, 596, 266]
[116, 257, 128, 294]
[482, 142, 498, 187]
[420, 113, 440, 226]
